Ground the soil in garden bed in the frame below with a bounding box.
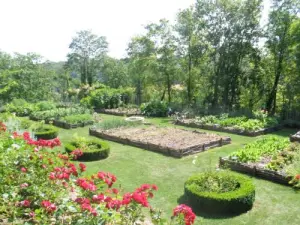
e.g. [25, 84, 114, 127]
[90, 126, 231, 157]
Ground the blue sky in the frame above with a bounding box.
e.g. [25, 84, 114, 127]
[0, 0, 270, 61]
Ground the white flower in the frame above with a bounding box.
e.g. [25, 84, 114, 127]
[192, 159, 196, 165]
[11, 144, 20, 149]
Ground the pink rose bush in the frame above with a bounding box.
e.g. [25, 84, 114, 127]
[0, 124, 196, 224]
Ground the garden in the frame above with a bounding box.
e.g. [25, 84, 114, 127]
[0, 0, 300, 222]
[1, 111, 300, 225]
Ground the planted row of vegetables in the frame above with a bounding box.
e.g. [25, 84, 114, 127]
[221, 136, 300, 188]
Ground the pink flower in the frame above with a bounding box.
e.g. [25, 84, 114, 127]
[21, 167, 27, 173]
[20, 183, 29, 189]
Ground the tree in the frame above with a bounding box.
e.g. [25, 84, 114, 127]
[265, 0, 300, 115]
[100, 56, 129, 88]
[195, 0, 263, 111]
[67, 30, 108, 86]
[127, 36, 156, 105]
[145, 19, 178, 103]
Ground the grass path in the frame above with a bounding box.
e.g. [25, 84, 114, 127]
[58, 114, 300, 225]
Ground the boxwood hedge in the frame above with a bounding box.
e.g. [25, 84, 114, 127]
[65, 139, 110, 161]
[34, 125, 59, 140]
[184, 171, 255, 214]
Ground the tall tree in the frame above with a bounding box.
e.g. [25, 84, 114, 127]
[265, 0, 300, 115]
[67, 30, 108, 86]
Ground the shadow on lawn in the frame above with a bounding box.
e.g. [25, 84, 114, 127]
[177, 195, 250, 219]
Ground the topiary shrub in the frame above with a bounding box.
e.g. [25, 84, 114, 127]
[184, 171, 255, 214]
[34, 125, 59, 140]
[65, 139, 110, 161]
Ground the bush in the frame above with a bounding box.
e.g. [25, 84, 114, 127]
[35, 101, 56, 111]
[184, 171, 255, 214]
[65, 139, 110, 161]
[140, 100, 168, 117]
[5, 99, 34, 116]
[61, 114, 93, 125]
[33, 125, 59, 140]
[82, 86, 134, 109]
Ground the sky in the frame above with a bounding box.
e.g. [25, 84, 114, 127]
[0, 0, 270, 62]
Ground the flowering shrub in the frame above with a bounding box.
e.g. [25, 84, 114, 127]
[0, 124, 195, 224]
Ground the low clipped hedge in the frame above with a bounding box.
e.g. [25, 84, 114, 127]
[184, 171, 255, 214]
[65, 139, 110, 161]
[34, 125, 59, 140]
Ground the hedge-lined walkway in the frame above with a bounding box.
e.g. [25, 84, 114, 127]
[56, 114, 300, 225]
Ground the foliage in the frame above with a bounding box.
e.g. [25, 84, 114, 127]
[61, 114, 93, 125]
[184, 171, 255, 214]
[229, 136, 289, 163]
[5, 99, 34, 116]
[82, 86, 134, 109]
[194, 111, 279, 131]
[67, 30, 108, 86]
[140, 100, 168, 117]
[65, 138, 110, 161]
[94, 118, 138, 131]
[266, 142, 300, 171]
[33, 125, 59, 140]
[35, 101, 57, 111]
[31, 107, 90, 121]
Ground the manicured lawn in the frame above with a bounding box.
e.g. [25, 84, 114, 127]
[58, 114, 300, 225]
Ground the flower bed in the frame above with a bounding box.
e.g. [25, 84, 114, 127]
[94, 107, 142, 116]
[65, 139, 110, 161]
[175, 119, 283, 137]
[184, 171, 255, 214]
[89, 126, 231, 158]
[219, 137, 300, 187]
[0, 122, 196, 225]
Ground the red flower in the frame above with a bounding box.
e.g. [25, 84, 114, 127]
[71, 149, 83, 159]
[295, 174, 300, 180]
[41, 200, 57, 213]
[173, 204, 196, 225]
[20, 200, 31, 207]
[79, 163, 86, 172]
[112, 188, 119, 195]
[97, 171, 117, 188]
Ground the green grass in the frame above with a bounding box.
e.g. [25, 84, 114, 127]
[57, 114, 300, 225]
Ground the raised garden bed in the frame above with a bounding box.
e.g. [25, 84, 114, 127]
[89, 126, 231, 158]
[53, 120, 94, 129]
[175, 119, 283, 137]
[219, 157, 291, 185]
[94, 108, 142, 116]
[219, 137, 300, 186]
[290, 131, 300, 142]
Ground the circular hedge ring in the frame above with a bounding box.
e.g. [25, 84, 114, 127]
[184, 171, 255, 214]
[34, 125, 59, 140]
[65, 139, 110, 161]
